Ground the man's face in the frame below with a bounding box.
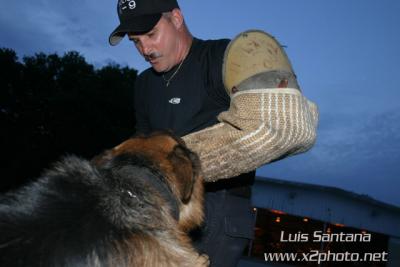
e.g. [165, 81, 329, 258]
[128, 15, 179, 73]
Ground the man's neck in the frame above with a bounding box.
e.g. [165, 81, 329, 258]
[175, 32, 193, 64]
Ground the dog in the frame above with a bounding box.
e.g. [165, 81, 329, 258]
[0, 132, 208, 267]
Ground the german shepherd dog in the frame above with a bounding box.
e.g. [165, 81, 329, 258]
[0, 132, 208, 267]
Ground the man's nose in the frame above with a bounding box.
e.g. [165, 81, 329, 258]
[140, 40, 152, 56]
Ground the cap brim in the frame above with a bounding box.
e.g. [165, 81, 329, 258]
[109, 14, 162, 46]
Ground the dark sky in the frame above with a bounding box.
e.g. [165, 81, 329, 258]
[1, 0, 399, 206]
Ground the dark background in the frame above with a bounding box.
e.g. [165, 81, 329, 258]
[0, 48, 138, 192]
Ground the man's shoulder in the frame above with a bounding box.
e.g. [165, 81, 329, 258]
[195, 37, 230, 45]
[190, 37, 230, 64]
[193, 37, 230, 52]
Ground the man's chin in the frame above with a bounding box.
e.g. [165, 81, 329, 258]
[151, 62, 167, 73]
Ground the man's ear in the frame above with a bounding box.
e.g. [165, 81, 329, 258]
[170, 8, 184, 29]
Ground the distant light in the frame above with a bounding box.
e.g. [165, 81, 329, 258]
[326, 227, 331, 233]
[361, 230, 367, 234]
[333, 223, 345, 227]
[275, 216, 281, 223]
[303, 218, 309, 222]
[253, 208, 257, 211]
[270, 209, 286, 215]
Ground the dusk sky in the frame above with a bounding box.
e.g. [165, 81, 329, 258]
[1, 0, 399, 206]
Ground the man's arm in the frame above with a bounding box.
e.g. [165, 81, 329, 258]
[183, 30, 319, 182]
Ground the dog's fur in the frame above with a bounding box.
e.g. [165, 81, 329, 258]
[0, 132, 208, 267]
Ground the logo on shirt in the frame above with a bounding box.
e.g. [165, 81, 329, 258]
[168, 98, 181, 104]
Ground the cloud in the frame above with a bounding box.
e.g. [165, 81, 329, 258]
[258, 109, 400, 206]
[0, 1, 139, 69]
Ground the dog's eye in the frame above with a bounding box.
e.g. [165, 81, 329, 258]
[127, 190, 136, 198]
[123, 189, 137, 199]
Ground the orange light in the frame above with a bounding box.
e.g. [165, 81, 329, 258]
[275, 216, 281, 223]
[361, 230, 367, 234]
[270, 209, 286, 215]
[326, 227, 331, 233]
[303, 218, 309, 222]
[333, 223, 345, 227]
[253, 208, 257, 211]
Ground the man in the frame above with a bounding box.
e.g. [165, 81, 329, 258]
[109, 0, 319, 266]
[109, 0, 255, 266]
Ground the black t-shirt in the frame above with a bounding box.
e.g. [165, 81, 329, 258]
[134, 37, 254, 197]
[134, 38, 230, 136]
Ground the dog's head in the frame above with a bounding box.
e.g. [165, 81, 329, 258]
[0, 132, 203, 267]
[93, 131, 204, 231]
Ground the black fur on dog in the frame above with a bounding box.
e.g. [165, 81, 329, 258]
[0, 132, 207, 267]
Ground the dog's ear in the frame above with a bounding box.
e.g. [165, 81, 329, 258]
[168, 145, 201, 203]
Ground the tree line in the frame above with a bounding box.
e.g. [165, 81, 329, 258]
[0, 48, 138, 191]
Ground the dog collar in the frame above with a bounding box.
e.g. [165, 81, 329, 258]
[144, 169, 180, 221]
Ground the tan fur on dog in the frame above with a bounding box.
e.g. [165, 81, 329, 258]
[92, 132, 208, 266]
[1, 132, 208, 267]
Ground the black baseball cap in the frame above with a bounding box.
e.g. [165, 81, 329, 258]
[109, 0, 179, 46]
